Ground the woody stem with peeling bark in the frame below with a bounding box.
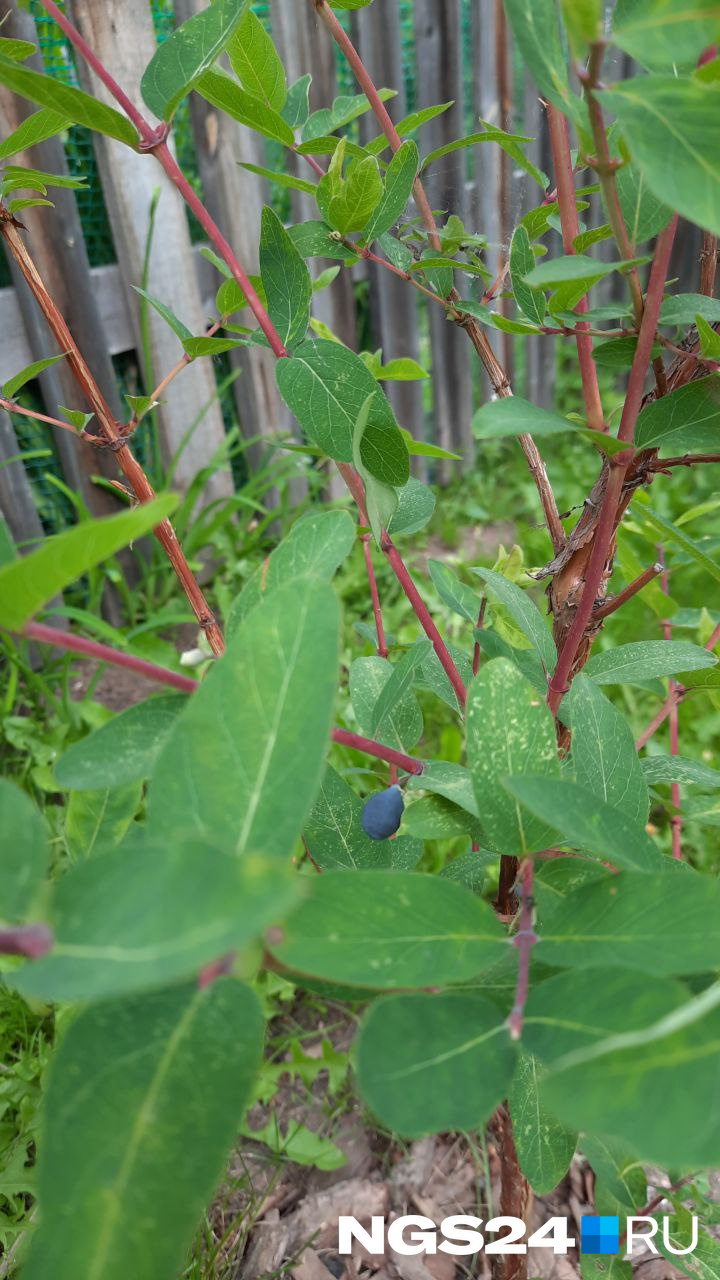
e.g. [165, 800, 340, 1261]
[547, 216, 679, 716]
[546, 103, 605, 433]
[0, 212, 225, 658]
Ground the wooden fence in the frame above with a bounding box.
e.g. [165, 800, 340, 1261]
[0, 0, 706, 548]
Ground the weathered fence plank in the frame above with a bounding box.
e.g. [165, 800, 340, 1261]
[67, 0, 232, 501]
[413, 0, 473, 476]
[0, 407, 45, 548]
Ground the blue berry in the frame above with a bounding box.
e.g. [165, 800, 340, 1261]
[361, 785, 404, 840]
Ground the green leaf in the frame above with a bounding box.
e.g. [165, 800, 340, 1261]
[503, 776, 661, 871]
[361, 140, 418, 244]
[65, 784, 142, 861]
[350, 654, 423, 752]
[54, 694, 186, 791]
[12, 838, 299, 1002]
[569, 675, 650, 825]
[422, 125, 546, 189]
[562, 0, 603, 52]
[0, 54, 138, 148]
[240, 161, 317, 196]
[148, 579, 339, 861]
[196, 67, 294, 144]
[379, 358, 429, 381]
[302, 89, 396, 142]
[356, 992, 516, 1137]
[125, 394, 157, 423]
[632, 499, 720, 584]
[270, 871, 505, 989]
[592, 336, 663, 367]
[0, 107, 69, 162]
[428, 560, 482, 624]
[227, 10, 286, 111]
[416, 644, 474, 714]
[407, 761, 479, 818]
[471, 567, 557, 672]
[660, 292, 720, 325]
[615, 155, 673, 246]
[601, 76, 720, 237]
[636, 376, 720, 452]
[473, 395, 576, 443]
[661, 1215, 720, 1278]
[304, 766, 394, 870]
[354, 392, 410, 488]
[509, 1052, 576, 1194]
[698, 314, 720, 357]
[289, 219, 359, 262]
[523, 967, 688, 1066]
[141, 0, 251, 121]
[612, 0, 720, 71]
[0, 37, 36, 62]
[403, 795, 484, 842]
[370, 639, 431, 736]
[282, 73, 312, 129]
[525, 253, 642, 288]
[584, 639, 717, 684]
[387, 476, 436, 536]
[0, 779, 48, 922]
[467, 659, 560, 857]
[541, 1000, 720, 1169]
[325, 154, 383, 235]
[0, 495, 177, 632]
[228, 509, 355, 632]
[275, 338, 406, 473]
[182, 335, 246, 358]
[22, 981, 263, 1280]
[132, 286, 192, 341]
[259, 207, 312, 351]
[642, 754, 720, 788]
[502, 0, 582, 124]
[537, 867, 720, 974]
[510, 224, 546, 326]
[3, 353, 67, 399]
[580, 1134, 646, 1215]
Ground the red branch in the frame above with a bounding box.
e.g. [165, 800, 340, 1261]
[22, 621, 199, 691]
[382, 535, 467, 708]
[636, 619, 720, 749]
[331, 728, 424, 775]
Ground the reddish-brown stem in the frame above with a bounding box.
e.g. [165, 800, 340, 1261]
[150, 319, 223, 403]
[362, 535, 388, 658]
[546, 103, 605, 433]
[0, 397, 82, 438]
[0, 924, 53, 958]
[22, 621, 199, 692]
[312, 0, 441, 249]
[636, 619, 720, 749]
[582, 43, 666, 399]
[618, 1175, 699, 1248]
[651, 452, 720, 470]
[508, 859, 536, 1041]
[382, 534, 467, 709]
[592, 562, 663, 621]
[0, 211, 225, 657]
[473, 597, 487, 676]
[36, 0, 288, 361]
[547, 216, 678, 715]
[331, 728, 424, 775]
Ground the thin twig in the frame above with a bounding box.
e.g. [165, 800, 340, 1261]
[473, 597, 487, 676]
[636, 619, 720, 749]
[0, 397, 84, 437]
[700, 231, 718, 297]
[592, 562, 663, 621]
[21, 621, 199, 692]
[651, 452, 720, 470]
[382, 534, 467, 708]
[331, 728, 424, 775]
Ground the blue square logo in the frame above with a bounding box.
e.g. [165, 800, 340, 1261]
[581, 1217, 620, 1254]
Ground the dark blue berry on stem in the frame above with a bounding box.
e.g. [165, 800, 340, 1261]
[361, 784, 404, 840]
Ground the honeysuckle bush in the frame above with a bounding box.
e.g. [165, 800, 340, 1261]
[1, 0, 720, 1276]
